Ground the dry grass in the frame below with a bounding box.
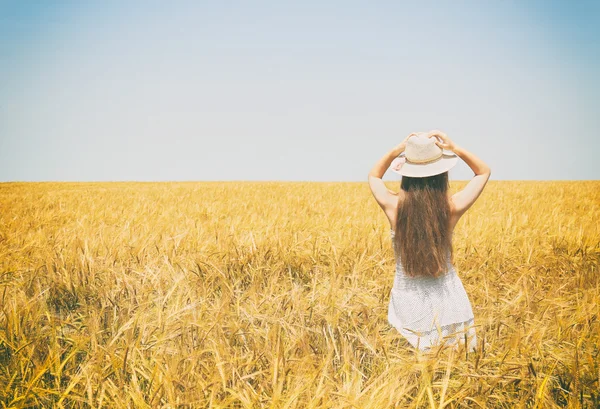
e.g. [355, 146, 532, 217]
[0, 180, 598, 408]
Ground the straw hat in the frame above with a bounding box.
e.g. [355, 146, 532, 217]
[390, 133, 458, 178]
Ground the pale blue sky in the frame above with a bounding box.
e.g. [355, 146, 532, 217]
[1, 0, 598, 181]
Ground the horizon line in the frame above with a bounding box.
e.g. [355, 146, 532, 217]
[1, 179, 599, 184]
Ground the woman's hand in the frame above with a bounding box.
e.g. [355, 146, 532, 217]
[392, 132, 418, 156]
[428, 130, 458, 152]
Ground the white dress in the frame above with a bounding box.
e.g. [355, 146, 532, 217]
[388, 229, 477, 351]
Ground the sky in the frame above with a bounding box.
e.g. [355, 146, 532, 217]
[0, 0, 598, 182]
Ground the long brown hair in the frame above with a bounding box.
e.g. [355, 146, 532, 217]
[394, 172, 452, 277]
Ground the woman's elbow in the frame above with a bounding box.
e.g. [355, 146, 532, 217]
[476, 166, 491, 178]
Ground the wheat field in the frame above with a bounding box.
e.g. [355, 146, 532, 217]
[0, 181, 598, 408]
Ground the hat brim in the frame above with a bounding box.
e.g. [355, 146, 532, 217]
[390, 153, 458, 178]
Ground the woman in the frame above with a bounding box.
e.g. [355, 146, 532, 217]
[368, 130, 491, 351]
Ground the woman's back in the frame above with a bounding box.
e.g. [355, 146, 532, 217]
[387, 189, 480, 350]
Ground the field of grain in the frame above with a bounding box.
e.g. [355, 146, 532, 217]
[0, 181, 598, 408]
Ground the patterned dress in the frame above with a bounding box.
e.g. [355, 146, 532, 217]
[388, 229, 477, 351]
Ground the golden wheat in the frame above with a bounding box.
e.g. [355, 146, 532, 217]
[0, 181, 598, 408]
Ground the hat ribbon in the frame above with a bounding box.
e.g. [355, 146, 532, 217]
[405, 151, 443, 164]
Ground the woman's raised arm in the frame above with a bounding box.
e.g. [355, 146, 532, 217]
[368, 133, 416, 221]
[428, 130, 491, 216]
